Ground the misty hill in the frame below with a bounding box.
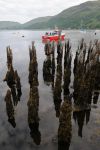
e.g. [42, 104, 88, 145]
[48, 0, 100, 29]
[0, 1, 100, 29]
[22, 0, 100, 29]
[23, 16, 52, 28]
[0, 21, 21, 29]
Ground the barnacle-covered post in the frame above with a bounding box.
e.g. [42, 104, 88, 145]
[53, 41, 63, 117]
[57, 40, 63, 64]
[73, 39, 90, 107]
[4, 47, 22, 106]
[43, 41, 56, 86]
[63, 39, 72, 96]
[6, 46, 13, 69]
[43, 55, 52, 84]
[44, 40, 52, 55]
[51, 41, 56, 89]
[28, 42, 41, 145]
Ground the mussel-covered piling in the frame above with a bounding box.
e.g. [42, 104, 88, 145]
[73, 39, 100, 108]
[4, 47, 22, 106]
[63, 40, 72, 96]
[43, 41, 55, 86]
[28, 42, 41, 145]
[53, 41, 63, 117]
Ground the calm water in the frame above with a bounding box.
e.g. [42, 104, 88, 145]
[0, 30, 100, 150]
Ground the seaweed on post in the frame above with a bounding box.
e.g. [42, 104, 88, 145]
[28, 42, 41, 145]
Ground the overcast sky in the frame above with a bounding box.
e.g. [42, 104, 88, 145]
[0, 0, 96, 23]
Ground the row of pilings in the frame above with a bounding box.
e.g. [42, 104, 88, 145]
[43, 39, 100, 149]
[3, 42, 41, 145]
[3, 39, 100, 149]
[43, 40, 72, 149]
[73, 39, 100, 108]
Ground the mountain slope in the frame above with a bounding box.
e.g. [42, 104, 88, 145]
[47, 1, 100, 29]
[22, 0, 100, 29]
[23, 16, 52, 28]
[0, 21, 21, 29]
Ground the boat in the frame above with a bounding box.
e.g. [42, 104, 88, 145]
[42, 28, 65, 42]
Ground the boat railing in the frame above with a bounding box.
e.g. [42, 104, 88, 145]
[45, 31, 62, 36]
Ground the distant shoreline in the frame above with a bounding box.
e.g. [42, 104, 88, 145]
[0, 29, 100, 31]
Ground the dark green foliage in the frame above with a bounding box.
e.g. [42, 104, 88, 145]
[23, 1, 100, 29]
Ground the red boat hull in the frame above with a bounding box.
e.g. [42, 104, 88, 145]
[42, 34, 65, 42]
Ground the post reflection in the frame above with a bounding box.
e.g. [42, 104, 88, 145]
[58, 99, 72, 150]
[73, 109, 91, 137]
[4, 90, 16, 128]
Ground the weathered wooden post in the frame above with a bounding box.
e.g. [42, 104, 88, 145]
[28, 42, 41, 145]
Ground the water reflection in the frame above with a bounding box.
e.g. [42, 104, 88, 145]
[73, 109, 91, 137]
[0, 31, 100, 150]
[28, 42, 41, 145]
[27, 88, 41, 145]
[15, 70, 22, 101]
[4, 90, 16, 128]
[58, 99, 72, 150]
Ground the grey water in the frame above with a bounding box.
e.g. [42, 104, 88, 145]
[0, 30, 100, 150]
